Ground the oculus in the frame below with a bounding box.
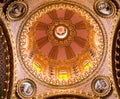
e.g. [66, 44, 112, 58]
[17, 1, 107, 87]
[91, 76, 111, 97]
[6, 1, 28, 21]
[94, 0, 116, 18]
[54, 25, 68, 39]
[17, 78, 36, 98]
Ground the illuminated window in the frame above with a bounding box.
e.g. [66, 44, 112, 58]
[58, 71, 68, 81]
[33, 63, 41, 72]
[84, 60, 92, 71]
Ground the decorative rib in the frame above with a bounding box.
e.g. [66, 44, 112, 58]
[48, 10, 58, 20]
[36, 22, 48, 30]
[65, 10, 74, 20]
[37, 36, 48, 48]
[49, 46, 58, 59]
[75, 21, 86, 29]
[74, 37, 86, 47]
[65, 46, 75, 59]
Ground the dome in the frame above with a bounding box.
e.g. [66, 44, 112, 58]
[17, 1, 106, 87]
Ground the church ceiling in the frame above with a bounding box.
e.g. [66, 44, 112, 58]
[0, 0, 120, 99]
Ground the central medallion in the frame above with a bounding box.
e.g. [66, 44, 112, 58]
[54, 25, 68, 39]
[48, 19, 75, 47]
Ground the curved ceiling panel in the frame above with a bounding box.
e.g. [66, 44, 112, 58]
[17, 1, 107, 88]
[46, 95, 90, 99]
[0, 18, 14, 98]
[112, 14, 120, 97]
[38, 90, 99, 99]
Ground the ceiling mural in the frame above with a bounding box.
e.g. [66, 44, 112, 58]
[93, 0, 116, 18]
[16, 78, 37, 98]
[91, 75, 111, 97]
[6, 1, 28, 21]
[0, 0, 120, 99]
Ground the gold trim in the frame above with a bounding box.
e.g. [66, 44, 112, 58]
[16, 78, 37, 99]
[91, 75, 111, 97]
[93, 0, 117, 18]
[6, 0, 28, 21]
